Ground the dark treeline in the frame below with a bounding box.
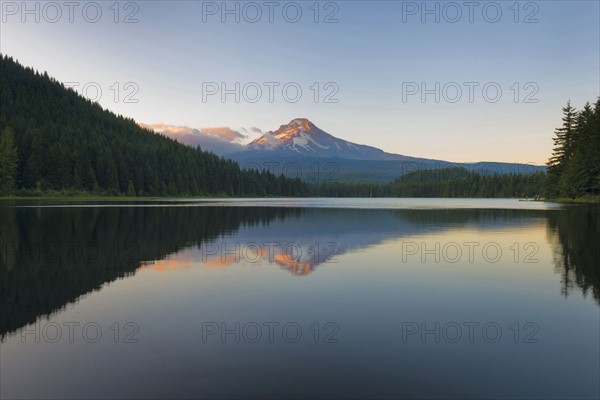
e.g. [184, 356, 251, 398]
[390, 168, 546, 197]
[0, 55, 308, 197]
[546, 99, 600, 198]
[310, 167, 546, 198]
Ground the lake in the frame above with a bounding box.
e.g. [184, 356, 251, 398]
[1, 198, 599, 399]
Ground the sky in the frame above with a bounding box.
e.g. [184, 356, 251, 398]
[1, 0, 599, 164]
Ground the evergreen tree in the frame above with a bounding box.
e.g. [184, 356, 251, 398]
[562, 103, 594, 196]
[127, 180, 136, 197]
[107, 159, 119, 194]
[591, 99, 600, 194]
[547, 101, 577, 195]
[0, 127, 18, 193]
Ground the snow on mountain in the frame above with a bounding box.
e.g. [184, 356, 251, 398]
[246, 118, 407, 161]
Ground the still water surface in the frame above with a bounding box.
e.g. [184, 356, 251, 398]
[1, 198, 598, 399]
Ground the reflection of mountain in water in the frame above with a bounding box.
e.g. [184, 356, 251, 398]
[0, 205, 298, 337]
[1, 203, 598, 337]
[204, 208, 545, 275]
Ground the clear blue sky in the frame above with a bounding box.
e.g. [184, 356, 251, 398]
[1, 0, 598, 163]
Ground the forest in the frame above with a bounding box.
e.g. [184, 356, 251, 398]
[0, 55, 309, 197]
[546, 99, 600, 199]
[310, 167, 546, 198]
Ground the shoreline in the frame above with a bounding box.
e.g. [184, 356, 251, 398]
[2, 195, 598, 203]
[543, 197, 600, 204]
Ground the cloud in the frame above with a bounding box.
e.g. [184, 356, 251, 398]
[200, 127, 246, 142]
[138, 122, 246, 155]
[250, 127, 263, 134]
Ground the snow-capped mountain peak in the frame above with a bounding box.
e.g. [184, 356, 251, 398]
[276, 118, 314, 135]
[251, 118, 316, 143]
[249, 118, 325, 151]
[247, 118, 401, 160]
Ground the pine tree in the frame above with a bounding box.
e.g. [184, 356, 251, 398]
[73, 167, 82, 189]
[547, 101, 577, 187]
[127, 180, 136, 197]
[86, 167, 98, 191]
[0, 127, 18, 193]
[107, 159, 120, 194]
[591, 99, 600, 194]
[563, 103, 594, 196]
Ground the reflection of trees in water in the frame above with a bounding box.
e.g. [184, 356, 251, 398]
[401, 207, 600, 305]
[0, 205, 302, 337]
[396, 208, 548, 227]
[547, 206, 600, 304]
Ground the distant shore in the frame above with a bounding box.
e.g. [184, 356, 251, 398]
[543, 197, 600, 204]
[0, 193, 302, 201]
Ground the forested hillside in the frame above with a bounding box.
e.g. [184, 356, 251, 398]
[310, 167, 546, 197]
[547, 99, 600, 198]
[0, 55, 308, 196]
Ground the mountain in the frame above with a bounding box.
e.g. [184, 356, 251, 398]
[229, 118, 546, 183]
[247, 118, 407, 161]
